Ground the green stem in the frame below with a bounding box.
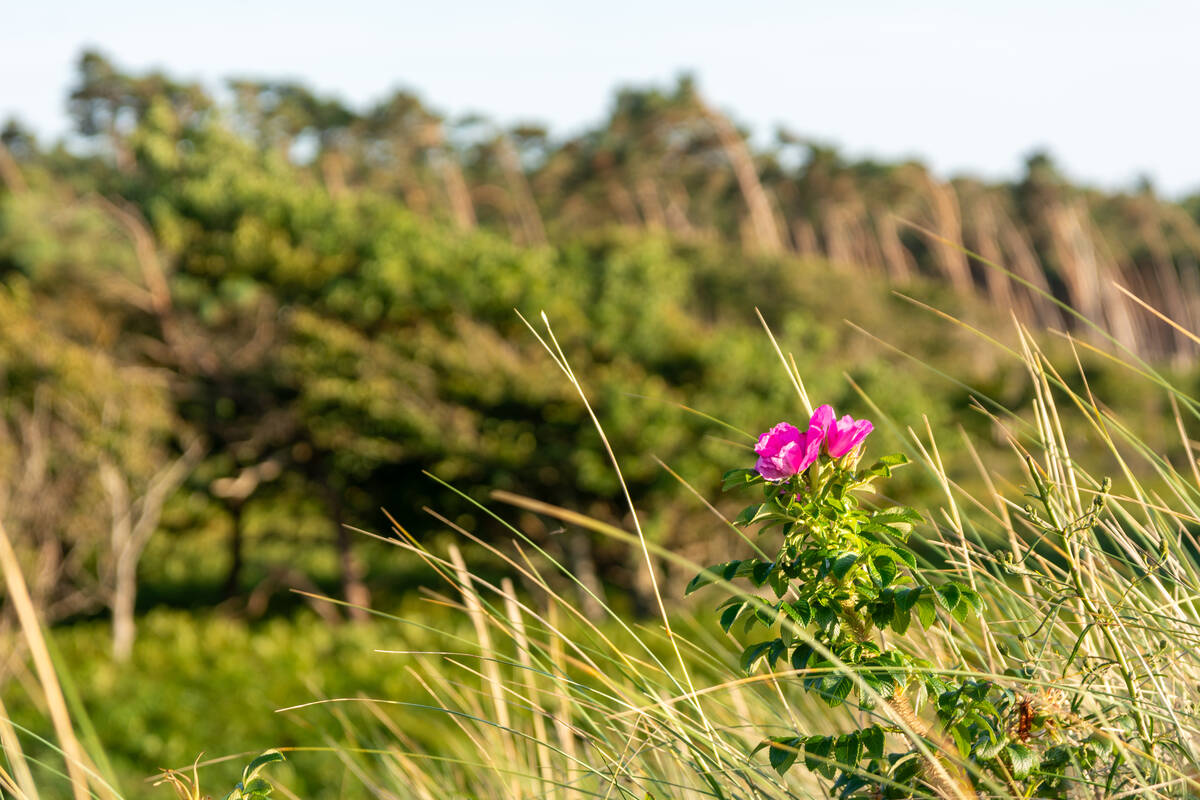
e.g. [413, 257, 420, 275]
[1064, 530, 1155, 761]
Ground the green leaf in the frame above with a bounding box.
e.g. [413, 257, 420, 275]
[873, 506, 922, 525]
[791, 643, 814, 670]
[813, 601, 838, 633]
[740, 641, 774, 672]
[975, 733, 1006, 760]
[1006, 742, 1038, 779]
[949, 726, 970, 759]
[872, 554, 898, 587]
[804, 735, 835, 777]
[243, 778, 272, 796]
[861, 726, 885, 760]
[243, 750, 285, 778]
[823, 675, 853, 707]
[915, 595, 937, 627]
[722, 468, 761, 491]
[734, 504, 764, 527]
[719, 601, 746, 633]
[935, 583, 961, 611]
[768, 568, 789, 599]
[831, 553, 859, 581]
[960, 588, 985, 615]
[861, 521, 904, 538]
[835, 732, 862, 767]
[781, 599, 812, 626]
[686, 561, 738, 594]
[894, 586, 921, 612]
[767, 737, 803, 774]
[860, 453, 909, 479]
[767, 639, 787, 668]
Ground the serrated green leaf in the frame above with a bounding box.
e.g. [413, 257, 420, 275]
[915, 595, 937, 627]
[975, 733, 1006, 760]
[824, 675, 853, 707]
[872, 554, 898, 587]
[831, 553, 859, 581]
[767, 737, 803, 774]
[686, 560, 738, 594]
[861, 726, 885, 760]
[1006, 742, 1037, 779]
[894, 586, 920, 612]
[243, 750, 285, 778]
[243, 778, 272, 796]
[874, 506, 922, 524]
[861, 521, 904, 538]
[719, 601, 746, 632]
[949, 726, 970, 759]
[781, 599, 811, 626]
[740, 641, 773, 672]
[835, 732, 862, 767]
[791, 643, 814, 670]
[814, 601, 838, 632]
[960, 588, 985, 615]
[722, 468, 761, 490]
[935, 583, 961, 611]
[805, 735, 834, 777]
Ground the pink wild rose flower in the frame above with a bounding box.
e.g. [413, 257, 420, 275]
[807, 404, 836, 440]
[754, 422, 820, 481]
[826, 413, 874, 458]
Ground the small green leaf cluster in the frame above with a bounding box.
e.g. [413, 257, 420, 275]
[155, 750, 284, 800]
[223, 750, 285, 800]
[692, 451, 1105, 798]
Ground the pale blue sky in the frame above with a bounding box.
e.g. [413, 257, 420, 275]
[3, 1, 1198, 195]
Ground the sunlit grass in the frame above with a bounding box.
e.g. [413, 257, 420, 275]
[6, 278, 1200, 798]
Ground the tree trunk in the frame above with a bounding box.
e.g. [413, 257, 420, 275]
[605, 178, 641, 227]
[438, 154, 477, 230]
[563, 532, 606, 621]
[222, 501, 244, 599]
[921, 177, 972, 295]
[319, 150, 348, 198]
[100, 439, 203, 661]
[700, 100, 784, 255]
[0, 140, 27, 194]
[329, 489, 370, 621]
[496, 136, 546, 246]
[111, 550, 138, 661]
[635, 178, 666, 230]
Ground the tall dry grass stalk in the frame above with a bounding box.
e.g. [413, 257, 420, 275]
[307, 285, 1200, 798]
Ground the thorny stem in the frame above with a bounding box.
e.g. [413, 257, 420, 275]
[1032, 474, 1156, 765]
[841, 604, 971, 800]
[1063, 526, 1155, 765]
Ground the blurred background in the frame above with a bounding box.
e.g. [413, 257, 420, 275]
[1, 2, 1198, 797]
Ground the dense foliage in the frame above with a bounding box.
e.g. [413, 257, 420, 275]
[0, 52, 1042, 643]
[3, 51, 1200, 800]
[698, 407, 1166, 798]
